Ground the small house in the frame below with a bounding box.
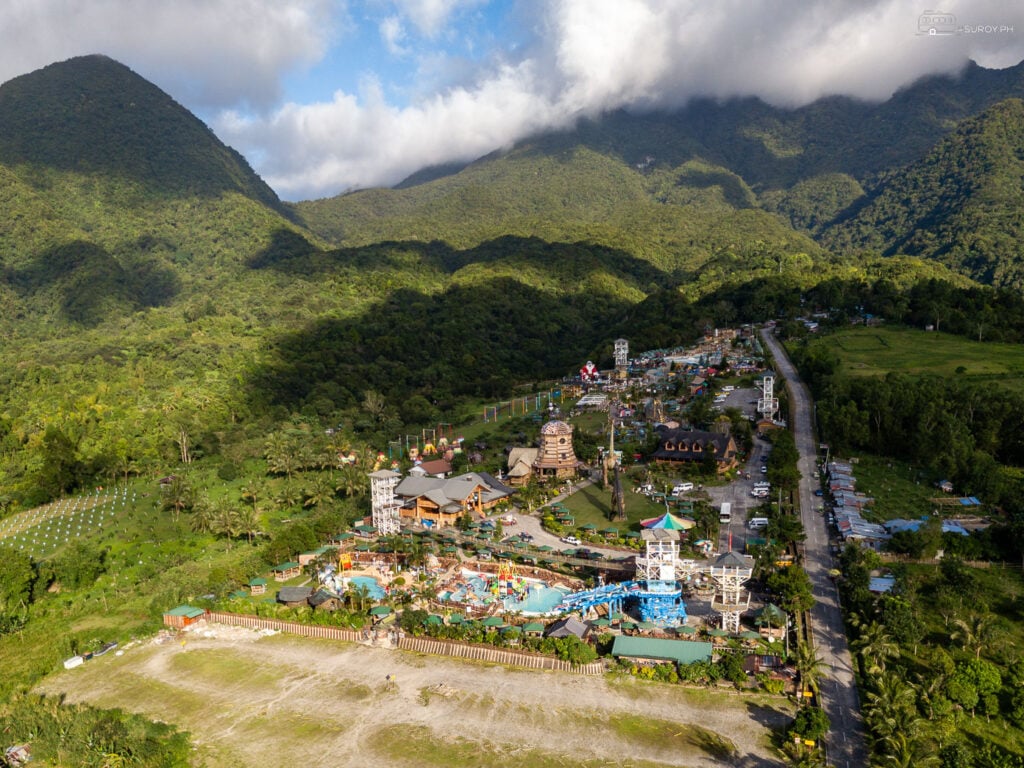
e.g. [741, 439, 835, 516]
[611, 636, 714, 666]
[163, 605, 207, 629]
[271, 562, 302, 581]
[277, 586, 314, 607]
[309, 589, 342, 612]
[249, 577, 268, 596]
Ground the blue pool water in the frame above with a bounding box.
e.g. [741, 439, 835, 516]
[349, 575, 386, 599]
[504, 586, 570, 614]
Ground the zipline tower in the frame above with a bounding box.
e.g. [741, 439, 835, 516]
[369, 469, 402, 536]
[707, 551, 753, 632]
[757, 375, 779, 422]
[614, 338, 629, 380]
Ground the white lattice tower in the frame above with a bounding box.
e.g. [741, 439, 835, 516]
[758, 375, 779, 421]
[614, 338, 629, 369]
[708, 556, 753, 633]
[636, 529, 679, 581]
[369, 469, 402, 536]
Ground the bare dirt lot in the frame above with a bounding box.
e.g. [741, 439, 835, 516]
[38, 624, 793, 767]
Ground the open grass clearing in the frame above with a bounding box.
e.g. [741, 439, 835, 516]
[37, 626, 792, 767]
[825, 326, 1024, 393]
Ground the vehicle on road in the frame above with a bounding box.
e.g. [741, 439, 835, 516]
[561, 535, 581, 546]
[719, 502, 732, 524]
[518, 531, 534, 541]
[748, 517, 769, 529]
[814, 489, 824, 496]
[672, 482, 695, 493]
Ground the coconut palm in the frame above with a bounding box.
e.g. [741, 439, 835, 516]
[794, 642, 827, 701]
[235, 505, 261, 545]
[951, 614, 998, 660]
[213, 506, 240, 550]
[865, 672, 919, 739]
[852, 620, 899, 675]
[878, 731, 939, 768]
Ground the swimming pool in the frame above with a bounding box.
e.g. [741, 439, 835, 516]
[348, 575, 386, 599]
[503, 585, 570, 615]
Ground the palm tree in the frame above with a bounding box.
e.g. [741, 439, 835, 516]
[303, 475, 337, 509]
[878, 731, 939, 768]
[852, 620, 899, 675]
[794, 643, 827, 701]
[264, 433, 297, 479]
[273, 482, 301, 511]
[336, 463, 368, 499]
[951, 614, 997, 660]
[782, 740, 827, 768]
[214, 506, 240, 550]
[161, 474, 195, 521]
[189, 498, 214, 534]
[865, 672, 918, 739]
[235, 506, 261, 545]
[240, 480, 262, 513]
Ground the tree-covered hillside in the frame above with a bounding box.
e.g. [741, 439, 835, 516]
[822, 98, 1024, 288]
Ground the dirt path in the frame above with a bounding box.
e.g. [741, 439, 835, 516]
[40, 625, 792, 767]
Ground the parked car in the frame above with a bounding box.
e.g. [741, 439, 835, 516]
[673, 482, 695, 494]
[518, 531, 534, 541]
[813, 489, 824, 497]
[561, 535, 581, 546]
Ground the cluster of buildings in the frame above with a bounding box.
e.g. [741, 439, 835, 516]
[825, 461, 888, 548]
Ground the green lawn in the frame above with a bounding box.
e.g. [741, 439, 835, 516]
[826, 326, 1024, 393]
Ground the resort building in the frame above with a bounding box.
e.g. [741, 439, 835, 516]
[651, 426, 738, 473]
[395, 472, 514, 527]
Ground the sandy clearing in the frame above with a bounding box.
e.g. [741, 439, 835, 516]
[38, 625, 792, 767]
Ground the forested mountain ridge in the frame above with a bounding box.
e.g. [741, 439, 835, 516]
[821, 98, 1024, 288]
[295, 59, 1024, 287]
[0, 53, 1016, 510]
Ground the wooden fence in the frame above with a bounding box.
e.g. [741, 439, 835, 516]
[203, 612, 605, 675]
[206, 611, 363, 642]
[398, 636, 605, 675]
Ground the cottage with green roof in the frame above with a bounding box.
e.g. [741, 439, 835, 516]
[163, 604, 206, 629]
[271, 562, 301, 581]
[611, 636, 713, 666]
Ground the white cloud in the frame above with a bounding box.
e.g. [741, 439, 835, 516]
[0, 0, 336, 111]
[220, 0, 1024, 199]
[4, 0, 1024, 200]
[380, 16, 411, 56]
[389, 0, 484, 38]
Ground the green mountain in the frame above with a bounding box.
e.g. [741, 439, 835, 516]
[822, 98, 1024, 288]
[295, 59, 1024, 285]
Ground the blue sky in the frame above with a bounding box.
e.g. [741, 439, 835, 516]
[2, 1, 1023, 200]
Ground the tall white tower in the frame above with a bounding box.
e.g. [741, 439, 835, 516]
[708, 552, 753, 632]
[758, 375, 779, 421]
[636, 529, 679, 582]
[369, 469, 402, 536]
[614, 338, 629, 369]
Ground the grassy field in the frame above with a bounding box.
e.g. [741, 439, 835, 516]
[826, 326, 1024, 393]
[37, 631, 793, 767]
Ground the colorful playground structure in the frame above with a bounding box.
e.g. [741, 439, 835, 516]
[556, 520, 754, 629]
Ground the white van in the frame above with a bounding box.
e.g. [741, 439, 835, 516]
[672, 482, 694, 494]
[748, 517, 769, 530]
[719, 502, 732, 524]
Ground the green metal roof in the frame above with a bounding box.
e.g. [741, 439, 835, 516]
[165, 605, 205, 619]
[272, 562, 299, 571]
[249, 577, 268, 586]
[611, 636, 713, 665]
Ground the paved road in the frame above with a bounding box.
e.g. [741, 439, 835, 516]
[760, 328, 869, 768]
